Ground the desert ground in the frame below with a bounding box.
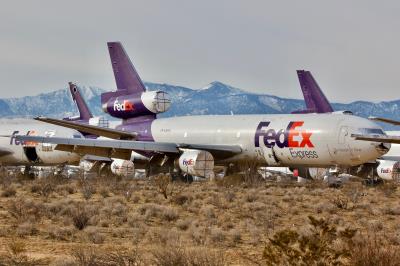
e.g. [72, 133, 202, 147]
[0, 172, 400, 265]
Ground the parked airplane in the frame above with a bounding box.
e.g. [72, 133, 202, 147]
[296, 70, 400, 180]
[67, 82, 148, 177]
[0, 119, 81, 168]
[16, 42, 391, 179]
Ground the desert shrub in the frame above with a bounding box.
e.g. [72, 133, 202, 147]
[48, 226, 75, 241]
[161, 206, 179, 221]
[200, 205, 216, 219]
[230, 229, 242, 244]
[1, 185, 16, 197]
[150, 245, 225, 266]
[153, 174, 172, 199]
[16, 222, 38, 237]
[172, 193, 191, 206]
[331, 194, 350, 210]
[237, 160, 264, 186]
[81, 182, 95, 200]
[350, 234, 400, 266]
[209, 227, 226, 244]
[224, 191, 235, 202]
[146, 227, 180, 245]
[72, 204, 90, 230]
[0, 239, 48, 265]
[86, 227, 105, 244]
[99, 187, 110, 198]
[8, 198, 42, 223]
[57, 184, 75, 195]
[176, 219, 191, 231]
[379, 182, 398, 197]
[263, 216, 356, 265]
[188, 226, 207, 245]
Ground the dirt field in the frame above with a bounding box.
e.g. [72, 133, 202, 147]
[0, 173, 400, 265]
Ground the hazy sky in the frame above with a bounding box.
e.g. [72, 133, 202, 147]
[0, 0, 399, 102]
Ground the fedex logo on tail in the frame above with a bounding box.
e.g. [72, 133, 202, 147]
[255, 121, 314, 148]
[113, 99, 134, 112]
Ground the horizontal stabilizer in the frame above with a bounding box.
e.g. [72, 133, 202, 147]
[35, 117, 137, 140]
[369, 117, 400, 126]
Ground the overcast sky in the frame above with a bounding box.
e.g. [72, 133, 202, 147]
[0, 0, 399, 102]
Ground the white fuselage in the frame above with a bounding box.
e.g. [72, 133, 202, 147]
[0, 119, 81, 166]
[148, 113, 387, 167]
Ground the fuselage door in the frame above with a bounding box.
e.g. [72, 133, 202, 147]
[338, 126, 348, 144]
[261, 146, 280, 166]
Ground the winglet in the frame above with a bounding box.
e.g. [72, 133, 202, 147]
[68, 82, 93, 121]
[296, 70, 334, 113]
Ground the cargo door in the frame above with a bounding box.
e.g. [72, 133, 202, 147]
[338, 126, 348, 144]
[262, 146, 280, 166]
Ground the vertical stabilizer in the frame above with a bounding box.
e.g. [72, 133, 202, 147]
[69, 82, 93, 120]
[108, 42, 146, 94]
[296, 70, 334, 113]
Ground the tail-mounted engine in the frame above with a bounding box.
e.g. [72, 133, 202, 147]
[102, 90, 171, 119]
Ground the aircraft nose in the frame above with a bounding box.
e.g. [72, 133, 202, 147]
[375, 142, 391, 155]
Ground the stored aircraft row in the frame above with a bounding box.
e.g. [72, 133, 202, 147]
[12, 42, 394, 180]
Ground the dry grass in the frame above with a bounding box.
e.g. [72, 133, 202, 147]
[0, 173, 400, 264]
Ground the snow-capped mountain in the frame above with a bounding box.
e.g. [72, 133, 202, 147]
[0, 81, 399, 130]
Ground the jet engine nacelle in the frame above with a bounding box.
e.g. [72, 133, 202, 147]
[103, 91, 171, 119]
[89, 116, 110, 128]
[377, 160, 400, 181]
[178, 149, 214, 178]
[111, 159, 135, 177]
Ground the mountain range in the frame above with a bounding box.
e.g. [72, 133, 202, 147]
[1, 81, 399, 130]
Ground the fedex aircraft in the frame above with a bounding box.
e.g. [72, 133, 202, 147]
[17, 42, 391, 179]
[67, 82, 148, 177]
[296, 70, 400, 180]
[0, 120, 81, 167]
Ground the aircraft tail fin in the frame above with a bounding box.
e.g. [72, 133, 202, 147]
[295, 70, 334, 113]
[101, 42, 147, 105]
[68, 82, 93, 121]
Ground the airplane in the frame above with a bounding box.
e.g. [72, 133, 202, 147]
[66, 82, 148, 177]
[16, 42, 391, 180]
[295, 70, 400, 181]
[0, 117, 81, 170]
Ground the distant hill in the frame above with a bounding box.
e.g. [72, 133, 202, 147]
[1, 81, 399, 130]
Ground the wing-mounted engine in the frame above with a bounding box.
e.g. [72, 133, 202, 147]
[377, 160, 400, 181]
[178, 149, 215, 178]
[111, 159, 135, 177]
[102, 90, 171, 119]
[88, 116, 110, 128]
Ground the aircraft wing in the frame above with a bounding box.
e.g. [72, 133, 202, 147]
[35, 117, 137, 140]
[351, 134, 400, 144]
[15, 135, 242, 161]
[369, 117, 400, 126]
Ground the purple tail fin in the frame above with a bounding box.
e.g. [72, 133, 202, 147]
[108, 42, 145, 93]
[296, 70, 334, 113]
[101, 42, 147, 105]
[69, 82, 93, 120]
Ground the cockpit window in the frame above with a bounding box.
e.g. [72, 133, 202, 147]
[358, 128, 385, 135]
